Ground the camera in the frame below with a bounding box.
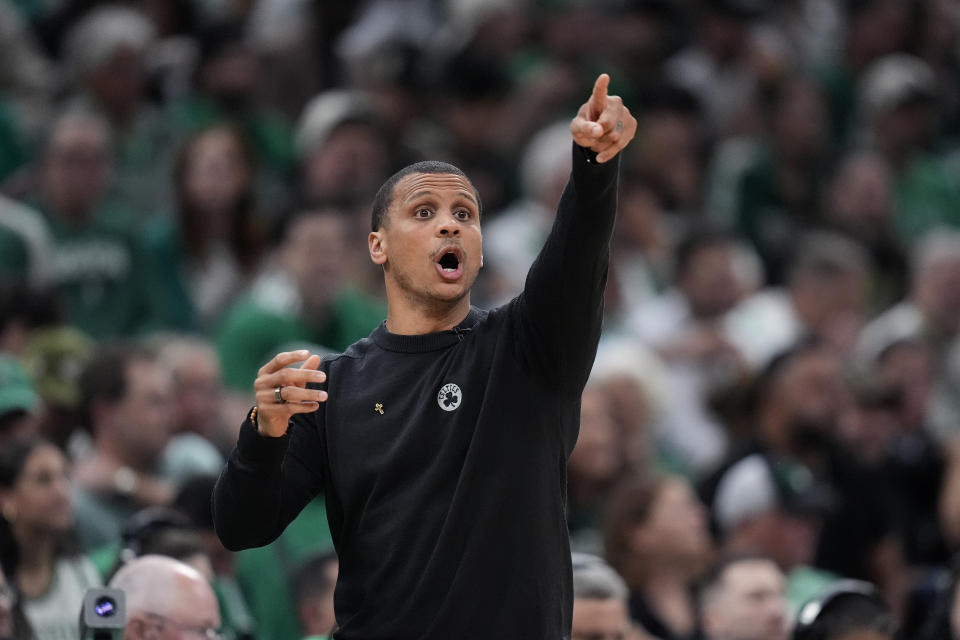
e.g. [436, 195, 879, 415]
[79, 588, 126, 640]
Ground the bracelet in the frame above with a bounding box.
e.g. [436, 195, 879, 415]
[249, 406, 258, 427]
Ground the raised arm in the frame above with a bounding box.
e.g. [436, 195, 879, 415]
[513, 74, 636, 394]
[212, 350, 329, 550]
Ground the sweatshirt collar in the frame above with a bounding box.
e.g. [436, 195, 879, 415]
[372, 307, 484, 353]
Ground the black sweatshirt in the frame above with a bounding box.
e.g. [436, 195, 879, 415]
[213, 145, 619, 639]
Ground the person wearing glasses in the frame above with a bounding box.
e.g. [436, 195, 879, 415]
[109, 555, 221, 640]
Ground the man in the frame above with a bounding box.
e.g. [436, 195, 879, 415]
[108, 555, 221, 640]
[571, 553, 635, 640]
[213, 74, 636, 638]
[2, 110, 149, 339]
[699, 554, 789, 640]
[73, 344, 220, 550]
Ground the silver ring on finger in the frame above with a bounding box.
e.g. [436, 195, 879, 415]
[274, 386, 286, 404]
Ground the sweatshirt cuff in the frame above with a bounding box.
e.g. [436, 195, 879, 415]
[573, 142, 620, 172]
[235, 411, 290, 466]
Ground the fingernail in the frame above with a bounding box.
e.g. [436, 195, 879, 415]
[296, 350, 309, 356]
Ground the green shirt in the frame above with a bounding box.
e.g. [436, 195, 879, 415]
[216, 287, 385, 390]
[235, 498, 334, 640]
[24, 204, 149, 339]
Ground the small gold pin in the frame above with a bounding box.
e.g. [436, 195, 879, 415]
[374, 403, 384, 415]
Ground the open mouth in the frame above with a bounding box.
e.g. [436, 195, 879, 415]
[439, 252, 460, 271]
[435, 246, 463, 280]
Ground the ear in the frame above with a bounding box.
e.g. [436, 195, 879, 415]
[369, 230, 387, 266]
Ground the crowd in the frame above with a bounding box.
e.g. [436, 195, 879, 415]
[2, 0, 960, 638]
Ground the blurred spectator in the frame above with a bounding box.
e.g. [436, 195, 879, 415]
[109, 554, 221, 640]
[12, 110, 150, 339]
[481, 119, 571, 305]
[570, 552, 638, 640]
[857, 54, 960, 240]
[821, 151, 907, 310]
[144, 125, 267, 332]
[63, 5, 176, 216]
[568, 385, 629, 554]
[216, 206, 383, 391]
[174, 475, 255, 640]
[710, 75, 829, 283]
[665, 0, 770, 140]
[627, 82, 704, 218]
[294, 89, 394, 215]
[817, 0, 910, 146]
[706, 454, 835, 611]
[606, 180, 675, 322]
[629, 227, 755, 473]
[604, 472, 713, 640]
[703, 342, 907, 612]
[858, 230, 960, 442]
[0, 355, 40, 450]
[156, 335, 234, 456]
[699, 553, 788, 640]
[842, 364, 950, 567]
[169, 20, 294, 195]
[590, 337, 666, 472]
[427, 52, 517, 213]
[724, 231, 871, 369]
[290, 550, 338, 640]
[792, 579, 897, 640]
[710, 455, 829, 573]
[20, 326, 94, 451]
[72, 343, 216, 550]
[0, 437, 102, 640]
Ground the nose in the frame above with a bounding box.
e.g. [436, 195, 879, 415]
[437, 213, 460, 236]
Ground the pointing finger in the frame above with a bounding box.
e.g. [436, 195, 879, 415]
[588, 73, 610, 121]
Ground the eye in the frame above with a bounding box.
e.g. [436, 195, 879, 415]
[415, 208, 432, 219]
[454, 209, 471, 220]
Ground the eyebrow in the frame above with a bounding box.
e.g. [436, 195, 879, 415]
[405, 190, 478, 206]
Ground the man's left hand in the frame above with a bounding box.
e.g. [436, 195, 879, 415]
[570, 73, 637, 164]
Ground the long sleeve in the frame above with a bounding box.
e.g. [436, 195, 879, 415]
[212, 409, 325, 551]
[511, 143, 620, 396]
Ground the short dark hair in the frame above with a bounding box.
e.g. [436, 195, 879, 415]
[674, 225, 738, 280]
[793, 581, 896, 640]
[78, 342, 156, 433]
[698, 552, 777, 604]
[370, 161, 480, 231]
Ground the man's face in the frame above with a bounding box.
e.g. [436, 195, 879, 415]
[678, 243, 743, 319]
[703, 560, 787, 640]
[129, 572, 222, 640]
[42, 119, 111, 219]
[111, 359, 174, 467]
[571, 597, 631, 640]
[370, 172, 483, 307]
[283, 213, 348, 314]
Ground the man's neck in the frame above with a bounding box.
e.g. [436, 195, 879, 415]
[384, 294, 472, 335]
